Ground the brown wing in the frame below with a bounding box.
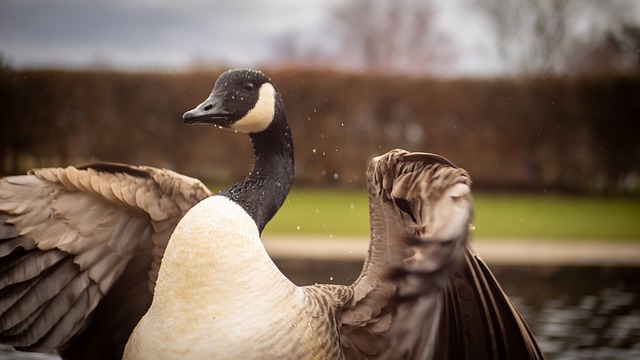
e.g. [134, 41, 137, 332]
[435, 245, 546, 360]
[0, 162, 211, 359]
[339, 149, 472, 359]
[339, 149, 545, 359]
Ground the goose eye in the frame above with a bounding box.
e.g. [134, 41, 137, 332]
[243, 82, 255, 92]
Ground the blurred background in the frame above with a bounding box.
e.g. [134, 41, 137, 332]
[1, 0, 639, 359]
[1, 0, 639, 192]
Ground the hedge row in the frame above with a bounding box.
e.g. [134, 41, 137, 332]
[1, 68, 638, 193]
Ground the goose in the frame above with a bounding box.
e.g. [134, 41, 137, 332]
[2, 69, 545, 359]
[0, 68, 293, 359]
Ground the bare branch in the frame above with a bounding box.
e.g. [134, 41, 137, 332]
[471, 0, 640, 76]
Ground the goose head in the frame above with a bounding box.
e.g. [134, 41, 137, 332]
[183, 68, 279, 134]
[182, 69, 293, 234]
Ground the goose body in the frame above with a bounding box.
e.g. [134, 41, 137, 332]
[125, 149, 480, 359]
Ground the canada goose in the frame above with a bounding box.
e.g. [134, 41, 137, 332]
[124, 149, 544, 359]
[0, 68, 293, 359]
[2, 69, 544, 359]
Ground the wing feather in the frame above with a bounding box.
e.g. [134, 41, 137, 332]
[2, 256, 78, 332]
[0, 162, 211, 358]
[435, 247, 546, 359]
[340, 149, 471, 359]
[339, 149, 542, 359]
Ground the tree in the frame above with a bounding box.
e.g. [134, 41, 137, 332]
[471, 0, 640, 76]
[576, 24, 640, 74]
[273, 0, 455, 75]
[331, 0, 454, 74]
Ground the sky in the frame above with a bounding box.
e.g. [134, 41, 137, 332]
[0, 0, 503, 76]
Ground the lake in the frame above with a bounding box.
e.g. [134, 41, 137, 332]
[275, 259, 640, 360]
[2, 262, 638, 360]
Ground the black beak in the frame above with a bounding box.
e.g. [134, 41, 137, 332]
[183, 94, 232, 125]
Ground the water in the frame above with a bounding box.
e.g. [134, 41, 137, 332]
[275, 260, 640, 360]
[495, 266, 640, 360]
[3, 263, 638, 359]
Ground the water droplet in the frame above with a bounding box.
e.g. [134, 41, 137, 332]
[333, 173, 339, 180]
[312, 148, 316, 154]
[296, 225, 301, 230]
[350, 204, 355, 210]
[330, 276, 334, 281]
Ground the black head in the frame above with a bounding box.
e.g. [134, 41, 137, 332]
[183, 69, 278, 133]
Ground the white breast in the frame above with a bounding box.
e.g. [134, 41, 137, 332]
[124, 196, 305, 359]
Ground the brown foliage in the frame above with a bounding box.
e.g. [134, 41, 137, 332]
[1, 68, 638, 192]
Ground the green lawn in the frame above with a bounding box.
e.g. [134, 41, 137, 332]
[264, 189, 640, 242]
[265, 189, 371, 236]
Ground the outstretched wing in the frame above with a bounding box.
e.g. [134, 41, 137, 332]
[339, 149, 545, 360]
[0, 162, 211, 359]
[339, 149, 472, 359]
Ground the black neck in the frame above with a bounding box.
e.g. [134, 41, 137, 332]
[219, 100, 294, 233]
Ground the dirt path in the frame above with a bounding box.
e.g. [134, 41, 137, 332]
[262, 235, 640, 266]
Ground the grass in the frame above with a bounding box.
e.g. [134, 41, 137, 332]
[472, 193, 640, 241]
[264, 189, 640, 242]
[265, 189, 371, 236]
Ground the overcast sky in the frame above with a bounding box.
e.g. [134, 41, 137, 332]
[0, 0, 501, 76]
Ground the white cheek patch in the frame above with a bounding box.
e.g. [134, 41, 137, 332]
[231, 83, 276, 133]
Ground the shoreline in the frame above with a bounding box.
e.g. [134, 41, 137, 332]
[262, 235, 640, 266]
